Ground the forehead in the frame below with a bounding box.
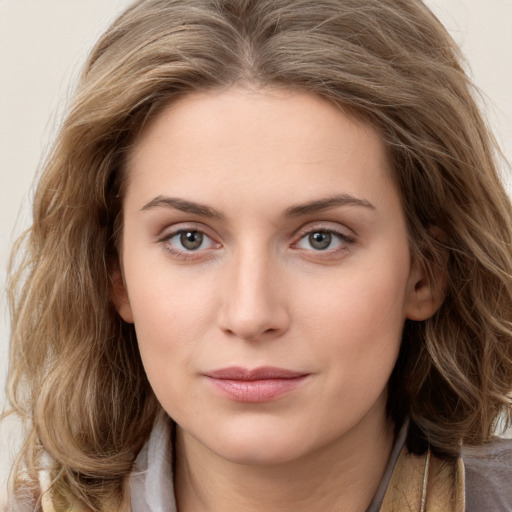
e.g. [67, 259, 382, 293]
[125, 87, 398, 214]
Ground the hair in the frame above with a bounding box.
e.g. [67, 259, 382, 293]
[4, 0, 512, 509]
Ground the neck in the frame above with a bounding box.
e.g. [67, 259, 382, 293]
[174, 410, 395, 512]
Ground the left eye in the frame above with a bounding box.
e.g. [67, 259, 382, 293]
[296, 230, 346, 251]
[168, 230, 215, 251]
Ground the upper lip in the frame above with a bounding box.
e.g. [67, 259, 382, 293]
[204, 366, 308, 380]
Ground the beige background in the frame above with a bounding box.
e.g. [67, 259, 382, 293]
[1, 0, 512, 482]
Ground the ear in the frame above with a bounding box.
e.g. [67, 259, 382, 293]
[110, 265, 134, 324]
[405, 248, 447, 322]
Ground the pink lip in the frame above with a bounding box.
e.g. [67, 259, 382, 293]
[204, 366, 309, 403]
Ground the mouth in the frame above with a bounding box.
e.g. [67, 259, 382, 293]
[203, 366, 310, 403]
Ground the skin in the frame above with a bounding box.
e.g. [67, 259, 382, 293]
[114, 87, 442, 512]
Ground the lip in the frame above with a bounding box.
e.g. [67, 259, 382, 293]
[203, 366, 309, 403]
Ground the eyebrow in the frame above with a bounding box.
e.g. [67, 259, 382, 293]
[140, 193, 375, 219]
[284, 194, 376, 217]
[141, 196, 225, 220]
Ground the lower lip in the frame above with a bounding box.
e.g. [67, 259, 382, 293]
[206, 376, 307, 403]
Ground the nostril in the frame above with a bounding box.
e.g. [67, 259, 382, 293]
[218, 310, 289, 341]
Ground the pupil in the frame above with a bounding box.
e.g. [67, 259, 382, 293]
[180, 231, 203, 250]
[309, 232, 331, 250]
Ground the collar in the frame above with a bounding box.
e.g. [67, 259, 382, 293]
[129, 412, 176, 512]
[127, 415, 465, 512]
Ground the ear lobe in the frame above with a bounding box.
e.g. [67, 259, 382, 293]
[110, 266, 134, 324]
[405, 257, 447, 321]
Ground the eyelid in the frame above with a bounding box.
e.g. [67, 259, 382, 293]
[157, 222, 222, 259]
[293, 222, 356, 242]
[291, 222, 357, 257]
[157, 221, 217, 240]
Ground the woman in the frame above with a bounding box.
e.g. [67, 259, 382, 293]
[3, 0, 512, 510]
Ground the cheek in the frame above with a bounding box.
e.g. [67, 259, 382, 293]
[136, 299, 210, 350]
[303, 262, 409, 335]
[122, 256, 219, 373]
[297, 255, 410, 379]
[129, 286, 209, 411]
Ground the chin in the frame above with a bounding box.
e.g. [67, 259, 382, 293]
[206, 428, 317, 467]
[217, 445, 303, 467]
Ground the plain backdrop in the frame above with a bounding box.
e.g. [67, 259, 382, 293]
[1, 0, 512, 482]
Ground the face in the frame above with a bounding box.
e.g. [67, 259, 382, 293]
[115, 87, 438, 466]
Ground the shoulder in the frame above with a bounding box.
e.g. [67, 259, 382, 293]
[462, 437, 512, 511]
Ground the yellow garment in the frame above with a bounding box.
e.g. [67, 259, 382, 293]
[34, 447, 465, 511]
[380, 447, 465, 512]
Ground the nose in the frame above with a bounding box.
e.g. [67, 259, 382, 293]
[217, 248, 290, 341]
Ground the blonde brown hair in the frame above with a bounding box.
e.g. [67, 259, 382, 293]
[5, 0, 512, 509]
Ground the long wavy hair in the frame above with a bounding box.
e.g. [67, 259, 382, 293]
[5, 0, 512, 509]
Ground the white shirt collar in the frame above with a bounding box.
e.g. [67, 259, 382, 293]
[130, 412, 176, 512]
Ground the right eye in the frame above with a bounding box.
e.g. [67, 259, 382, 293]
[158, 227, 221, 260]
[166, 229, 216, 251]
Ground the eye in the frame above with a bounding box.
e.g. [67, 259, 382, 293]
[158, 227, 220, 259]
[176, 230, 205, 250]
[295, 228, 355, 253]
[304, 231, 335, 250]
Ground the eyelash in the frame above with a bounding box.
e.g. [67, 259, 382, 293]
[292, 226, 356, 257]
[158, 226, 219, 260]
[157, 225, 356, 260]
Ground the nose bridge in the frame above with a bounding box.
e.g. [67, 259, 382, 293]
[218, 240, 288, 340]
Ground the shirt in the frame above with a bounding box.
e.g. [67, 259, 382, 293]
[129, 413, 512, 511]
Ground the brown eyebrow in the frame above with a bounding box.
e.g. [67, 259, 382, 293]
[284, 194, 376, 217]
[141, 193, 374, 220]
[141, 196, 225, 220]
